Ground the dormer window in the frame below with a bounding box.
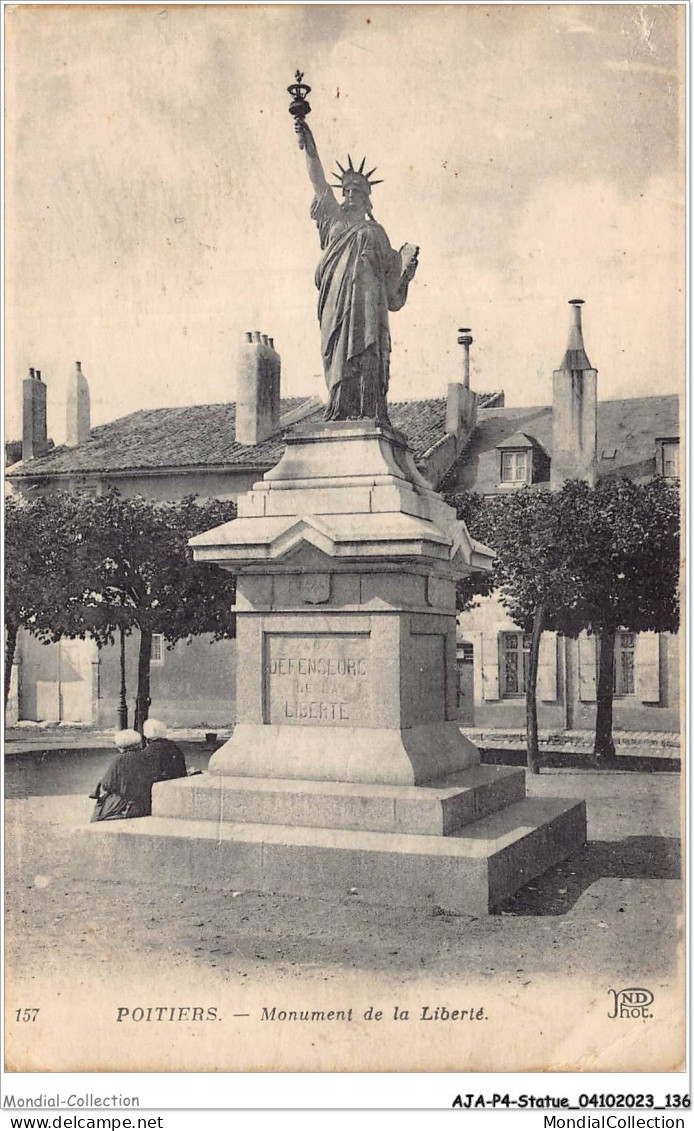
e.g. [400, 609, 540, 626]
[500, 450, 529, 485]
[496, 431, 549, 488]
[657, 439, 679, 479]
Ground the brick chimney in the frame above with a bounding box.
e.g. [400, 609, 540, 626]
[551, 300, 597, 486]
[446, 327, 478, 442]
[236, 331, 281, 445]
[65, 360, 91, 447]
[22, 366, 48, 461]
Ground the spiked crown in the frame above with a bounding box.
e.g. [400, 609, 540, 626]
[330, 154, 383, 195]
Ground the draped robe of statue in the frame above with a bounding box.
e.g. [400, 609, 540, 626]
[311, 186, 410, 421]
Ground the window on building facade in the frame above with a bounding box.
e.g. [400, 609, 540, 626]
[613, 631, 635, 696]
[151, 633, 165, 665]
[659, 440, 679, 478]
[500, 450, 528, 485]
[501, 632, 532, 697]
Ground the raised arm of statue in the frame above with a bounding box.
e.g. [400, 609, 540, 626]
[295, 119, 328, 195]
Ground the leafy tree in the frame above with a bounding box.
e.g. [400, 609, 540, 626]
[564, 476, 680, 763]
[4, 493, 85, 711]
[451, 487, 592, 772]
[448, 478, 680, 769]
[5, 490, 238, 730]
[64, 491, 238, 732]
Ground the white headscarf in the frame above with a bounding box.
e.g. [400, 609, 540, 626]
[143, 718, 167, 740]
[113, 729, 142, 751]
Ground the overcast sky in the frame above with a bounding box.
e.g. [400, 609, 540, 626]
[5, 3, 685, 445]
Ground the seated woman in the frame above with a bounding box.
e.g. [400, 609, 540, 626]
[142, 718, 188, 780]
[89, 729, 162, 822]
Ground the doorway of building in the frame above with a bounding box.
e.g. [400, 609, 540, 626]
[456, 642, 475, 726]
[24, 637, 99, 724]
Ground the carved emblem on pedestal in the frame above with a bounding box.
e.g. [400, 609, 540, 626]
[301, 573, 331, 604]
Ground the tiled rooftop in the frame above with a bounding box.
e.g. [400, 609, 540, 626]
[6, 392, 501, 479]
[6, 390, 677, 490]
[442, 394, 679, 493]
[7, 398, 318, 478]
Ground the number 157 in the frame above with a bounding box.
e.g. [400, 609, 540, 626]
[14, 1008, 39, 1022]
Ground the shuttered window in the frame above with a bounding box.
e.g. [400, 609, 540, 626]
[499, 631, 558, 700]
[480, 631, 499, 700]
[580, 631, 660, 703]
[577, 633, 597, 702]
[500, 451, 528, 484]
[660, 441, 679, 478]
[501, 632, 531, 697]
[634, 632, 660, 703]
[538, 632, 558, 701]
[613, 632, 635, 696]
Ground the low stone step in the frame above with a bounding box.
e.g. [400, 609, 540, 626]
[75, 795, 586, 915]
[151, 764, 526, 836]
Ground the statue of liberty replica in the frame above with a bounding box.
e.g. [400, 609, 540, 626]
[288, 73, 419, 422]
[78, 75, 583, 932]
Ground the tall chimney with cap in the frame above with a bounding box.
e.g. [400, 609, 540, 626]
[236, 331, 280, 445]
[551, 299, 597, 486]
[65, 360, 91, 447]
[267, 336, 281, 424]
[458, 327, 472, 388]
[22, 366, 48, 461]
[446, 326, 478, 444]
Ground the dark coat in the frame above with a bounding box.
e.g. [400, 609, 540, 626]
[146, 737, 187, 781]
[90, 746, 162, 822]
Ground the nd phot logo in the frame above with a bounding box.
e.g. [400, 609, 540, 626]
[607, 987, 654, 1019]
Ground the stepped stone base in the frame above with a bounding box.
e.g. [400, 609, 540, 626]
[151, 764, 526, 835]
[76, 766, 586, 915]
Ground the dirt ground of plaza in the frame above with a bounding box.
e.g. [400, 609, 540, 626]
[5, 750, 683, 983]
[3, 749, 685, 1072]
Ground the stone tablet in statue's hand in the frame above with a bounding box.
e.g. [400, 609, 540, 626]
[399, 244, 419, 283]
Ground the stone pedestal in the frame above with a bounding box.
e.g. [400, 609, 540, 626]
[78, 421, 586, 913]
[194, 421, 493, 786]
